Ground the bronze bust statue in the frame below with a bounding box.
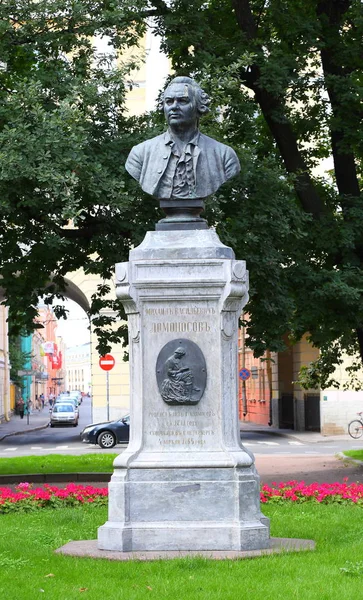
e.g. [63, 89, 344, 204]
[126, 76, 241, 200]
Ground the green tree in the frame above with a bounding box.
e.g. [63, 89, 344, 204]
[0, 0, 159, 354]
[144, 0, 363, 389]
[1, 0, 363, 389]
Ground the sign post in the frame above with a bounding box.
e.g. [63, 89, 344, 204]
[99, 354, 115, 421]
[239, 368, 251, 418]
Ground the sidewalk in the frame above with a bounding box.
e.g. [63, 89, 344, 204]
[0, 409, 50, 442]
[239, 420, 352, 443]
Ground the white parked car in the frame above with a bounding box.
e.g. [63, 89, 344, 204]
[50, 403, 79, 427]
[54, 396, 79, 413]
[69, 390, 83, 404]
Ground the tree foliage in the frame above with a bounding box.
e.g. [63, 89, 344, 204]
[0, 0, 159, 354]
[1, 0, 363, 388]
[146, 0, 363, 389]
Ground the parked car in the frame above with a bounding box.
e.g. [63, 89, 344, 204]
[57, 394, 79, 407]
[50, 403, 79, 427]
[80, 415, 130, 448]
[69, 390, 82, 404]
[54, 397, 79, 414]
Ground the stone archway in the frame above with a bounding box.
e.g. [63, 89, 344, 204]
[48, 269, 130, 423]
[56, 277, 91, 314]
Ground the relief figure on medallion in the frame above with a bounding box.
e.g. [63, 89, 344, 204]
[161, 346, 198, 404]
[156, 339, 207, 406]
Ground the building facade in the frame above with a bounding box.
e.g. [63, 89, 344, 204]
[65, 342, 91, 394]
[0, 305, 11, 421]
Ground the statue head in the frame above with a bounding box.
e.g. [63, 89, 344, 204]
[161, 77, 210, 127]
[174, 347, 186, 357]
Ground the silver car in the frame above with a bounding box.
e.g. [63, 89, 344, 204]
[54, 397, 79, 415]
[57, 394, 79, 407]
[50, 403, 79, 427]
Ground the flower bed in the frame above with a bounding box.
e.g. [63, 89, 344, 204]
[1, 480, 363, 513]
[0, 483, 108, 513]
[261, 479, 363, 505]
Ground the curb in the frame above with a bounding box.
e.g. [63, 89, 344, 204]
[0, 421, 50, 442]
[0, 472, 111, 485]
[336, 452, 363, 466]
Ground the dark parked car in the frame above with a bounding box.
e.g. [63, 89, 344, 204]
[80, 415, 130, 448]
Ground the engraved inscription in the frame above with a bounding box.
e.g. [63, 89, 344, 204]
[145, 307, 216, 316]
[152, 321, 211, 334]
[149, 429, 215, 447]
[148, 410, 216, 448]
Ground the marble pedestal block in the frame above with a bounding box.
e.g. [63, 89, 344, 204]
[98, 229, 270, 552]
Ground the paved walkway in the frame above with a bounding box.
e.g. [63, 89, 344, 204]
[239, 420, 352, 443]
[0, 409, 50, 441]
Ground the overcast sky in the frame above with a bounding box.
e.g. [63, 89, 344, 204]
[55, 298, 90, 348]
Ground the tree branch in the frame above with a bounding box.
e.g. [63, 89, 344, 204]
[232, 0, 326, 217]
[231, 0, 258, 39]
[317, 0, 361, 200]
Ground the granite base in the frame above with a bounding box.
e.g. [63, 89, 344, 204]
[56, 537, 315, 561]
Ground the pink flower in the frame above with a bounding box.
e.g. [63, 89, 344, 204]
[259, 479, 363, 505]
[16, 482, 31, 491]
[0, 483, 109, 513]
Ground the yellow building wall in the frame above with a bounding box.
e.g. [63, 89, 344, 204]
[10, 383, 16, 410]
[291, 335, 320, 430]
[0, 305, 11, 421]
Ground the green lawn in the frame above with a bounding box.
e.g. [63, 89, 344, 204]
[0, 453, 117, 475]
[343, 449, 363, 461]
[1, 503, 363, 599]
[0, 450, 360, 477]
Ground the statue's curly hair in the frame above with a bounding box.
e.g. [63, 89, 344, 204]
[159, 76, 210, 116]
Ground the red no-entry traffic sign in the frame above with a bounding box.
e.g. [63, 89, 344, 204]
[99, 354, 115, 371]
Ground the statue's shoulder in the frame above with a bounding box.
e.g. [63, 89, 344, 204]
[131, 132, 166, 154]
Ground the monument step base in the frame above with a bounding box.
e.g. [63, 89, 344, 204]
[57, 537, 315, 561]
[97, 520, 270, 552]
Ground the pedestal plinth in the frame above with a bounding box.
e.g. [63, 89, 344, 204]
[98, 229, 270, 552]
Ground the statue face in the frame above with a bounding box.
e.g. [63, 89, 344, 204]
[163, 83, 198, 129]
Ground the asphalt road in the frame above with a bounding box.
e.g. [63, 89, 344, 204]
[2, 436, 361, 458]
[2, 398, 363, 484]
[1, 396, 362, 457]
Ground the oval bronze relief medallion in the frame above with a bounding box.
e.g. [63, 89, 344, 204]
[156, 339, 207, 406]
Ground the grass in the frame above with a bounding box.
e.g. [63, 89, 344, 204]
[343, 449, 363, 461]
[0, 454, 118, 475]
[1, 503, 363, 599]
[0, 449, 360, 476]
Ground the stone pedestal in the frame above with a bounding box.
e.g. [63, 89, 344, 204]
[98, 229, 270, 552]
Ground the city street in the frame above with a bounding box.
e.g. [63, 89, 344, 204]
[1, 395, 362, 458]
[1, 434, 361, 458]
